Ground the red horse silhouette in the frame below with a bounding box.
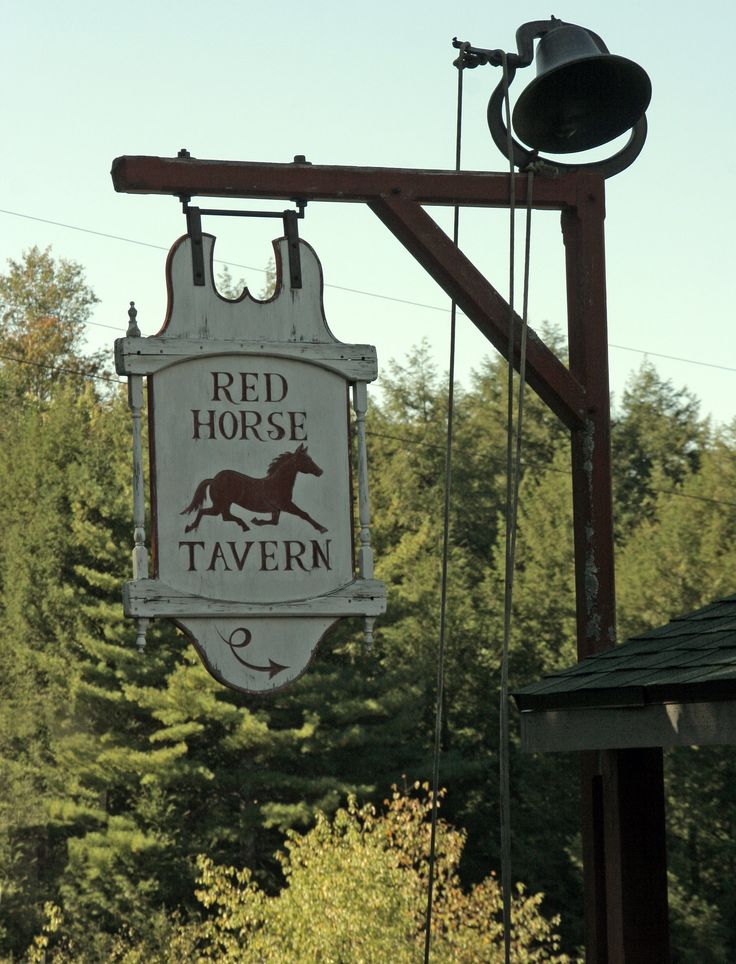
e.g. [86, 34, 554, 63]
[181, 444, 327, 534]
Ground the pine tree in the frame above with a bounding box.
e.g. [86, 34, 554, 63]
[0, 245, 102, 400]
[612, 361, 708, 540]
[6, 276, 736, 962]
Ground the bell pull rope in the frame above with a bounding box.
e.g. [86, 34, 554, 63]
[499, 52, 535, 964]
[423, 48, 466, 964]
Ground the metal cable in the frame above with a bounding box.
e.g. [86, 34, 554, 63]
[0, 350, 121, 385]
[499, 52, 514, 964]
[499, 53, 535, 964]
[423, 52, 465, 964]
[2, 211, 734, 377]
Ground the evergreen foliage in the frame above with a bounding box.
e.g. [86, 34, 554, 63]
[27, 787, 571, 962]
[0, 246, 102, 400]
[1, 245, 735, 958]
[611, 360, 707, 540]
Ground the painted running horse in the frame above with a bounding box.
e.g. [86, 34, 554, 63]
[181, 444, 327, 534]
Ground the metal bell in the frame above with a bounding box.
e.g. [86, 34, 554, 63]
[512, 24, 651, 154]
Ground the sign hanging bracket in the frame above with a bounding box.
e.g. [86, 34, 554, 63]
[179, 193, 307, 290]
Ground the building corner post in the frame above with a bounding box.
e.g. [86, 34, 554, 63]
[562, 175, 669, 962]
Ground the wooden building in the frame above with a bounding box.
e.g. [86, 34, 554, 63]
[515, 592, 736, 753]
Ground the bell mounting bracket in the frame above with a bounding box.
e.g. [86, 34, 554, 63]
[453, 19, 648, 179]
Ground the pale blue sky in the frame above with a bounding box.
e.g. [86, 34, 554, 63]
[2, 1, 734, 424]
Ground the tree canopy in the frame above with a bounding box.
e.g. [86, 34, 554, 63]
[0, 247, 735, 960]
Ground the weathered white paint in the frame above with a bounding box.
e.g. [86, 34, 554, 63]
[153, 355, 353, 604]
[123, 577, 387, 618]
[116, 232, 385, 694]
[177, 616, 338, 694]
[115, 236, 377, 382]
[519, 700, 736, 752]
[116, 336, 378, 381]
[127, 372, 149, 652]
[352, 381, 375, 645]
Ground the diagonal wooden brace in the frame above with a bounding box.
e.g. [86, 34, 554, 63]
[369, 195, 586, 429]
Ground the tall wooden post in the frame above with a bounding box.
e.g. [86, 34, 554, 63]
[563, 176, 670, 962]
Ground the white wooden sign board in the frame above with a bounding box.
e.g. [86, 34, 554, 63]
[116, 232, 385, 694]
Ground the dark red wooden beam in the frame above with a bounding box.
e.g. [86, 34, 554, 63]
[112, 155, 587, 428]
[562, 180, 670, 962]
[111, 155, 581, 209]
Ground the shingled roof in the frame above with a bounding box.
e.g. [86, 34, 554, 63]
[513, 592, 736, 752]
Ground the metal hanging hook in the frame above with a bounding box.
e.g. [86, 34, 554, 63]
[176, 150, 308, 287]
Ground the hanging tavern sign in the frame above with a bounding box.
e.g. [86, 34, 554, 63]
[115, 230, 386, 694]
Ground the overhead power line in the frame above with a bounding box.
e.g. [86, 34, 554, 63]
[0, 206, 734, 375]
[0, 350, 122, 384]
[608, 343, 736, 374]
[0, 351, 733, 511]
[0, 206, 444, 310]
[0, 208, 172, 253]
[367, 430, 736, 511]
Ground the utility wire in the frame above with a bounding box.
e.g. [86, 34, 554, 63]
[608, 343, 736, 375]
[0, 350, 733, 511]
[0, 206, 447, 312]
[0, 350, 121, 384]
[1, 208, 735, 375]
[0, 208, 172, 252]
[0, 298, 128, 335]
[368, 430, 736, 511]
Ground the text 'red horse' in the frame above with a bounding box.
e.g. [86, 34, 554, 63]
[181, 444, 327, 534]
